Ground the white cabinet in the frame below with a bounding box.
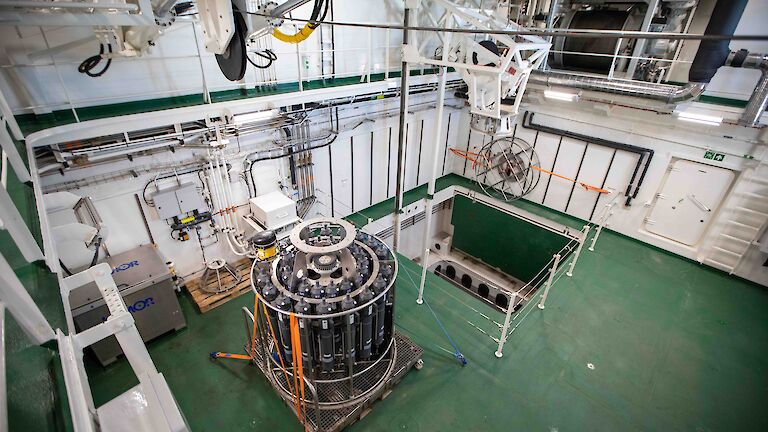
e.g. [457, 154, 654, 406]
[645, 159, 734, 246]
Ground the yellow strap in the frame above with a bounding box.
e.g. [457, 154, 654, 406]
[273, 23, 316, 44]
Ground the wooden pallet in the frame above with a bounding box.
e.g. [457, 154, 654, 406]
[186, 259, 253, 313]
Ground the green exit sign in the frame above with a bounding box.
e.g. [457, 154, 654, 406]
[704, 151, 725, 162]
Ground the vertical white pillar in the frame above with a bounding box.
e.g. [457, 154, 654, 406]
[416, 66, 448, 305]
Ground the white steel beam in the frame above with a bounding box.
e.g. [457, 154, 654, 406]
[417, 65, 448, 304]
[0, 253, 55, 345]
[0, 0, 154, 27]
[24, 74, 456, 148]
[0, 89, 22, 140]
[0, 124, 30, 183]
[0, 181, 43, 262]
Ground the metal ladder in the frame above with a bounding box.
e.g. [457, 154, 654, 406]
[700, 157, 768, 274]
[318, 3, 335, 81]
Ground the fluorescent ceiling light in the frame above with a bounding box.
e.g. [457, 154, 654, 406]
[544, 90, 579, 102]
[676, 110, 722, 126]
[232, 109, 278, 125]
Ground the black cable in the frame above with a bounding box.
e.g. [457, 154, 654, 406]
[308, 0, 323, 26]
[317, 0, 330, 25]
[89, 237, 102, 267]
[59, 260, 73, 276]
[307, 0, 328, 29]
[196, 227, 207, 263]
[247, 49, 277, 69]
[78, 44, 113, 78]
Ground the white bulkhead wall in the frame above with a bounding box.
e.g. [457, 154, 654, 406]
[452, 100, 767, 286]
[38, 96, 469, 279]
[2, 0, 766, 284]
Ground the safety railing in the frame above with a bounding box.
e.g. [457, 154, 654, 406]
[58, 263, 188, 432]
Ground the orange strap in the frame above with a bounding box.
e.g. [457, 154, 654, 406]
[449, 147, 609, 194]
[211, 294, 261, 363]
[289, 314, 308, 430]
[211, 352, 252, 360]
[530, 166, 610, 194]
[261, 301, 294, 395]
[450, 148, 486, 169]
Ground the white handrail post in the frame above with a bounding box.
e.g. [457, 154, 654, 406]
[589, 203, 614, 252]
[537, 253, 561, 310]
[566, 224, 590, 277]
[494, 292, 517, 358]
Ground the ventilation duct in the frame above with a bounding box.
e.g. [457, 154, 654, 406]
[736, 53, 768, 127]
[528, 71, 706, 104]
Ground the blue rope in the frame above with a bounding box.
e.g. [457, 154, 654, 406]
[401, 266, 467, 367]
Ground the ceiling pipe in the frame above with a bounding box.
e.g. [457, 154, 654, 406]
[741, 67, 768, 127]
[731, 52, 768, 127]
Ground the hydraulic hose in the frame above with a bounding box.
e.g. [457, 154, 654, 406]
[273, 24, 316, 44]
[271, 0, 327, 44]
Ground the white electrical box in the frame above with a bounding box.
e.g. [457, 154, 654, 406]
[249, 191, 298, 230]
[152, 183, 206, 220]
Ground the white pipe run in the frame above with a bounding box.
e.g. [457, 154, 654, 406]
[220, 154, 243, 234]
[207, 157, 248, 256]
[416, 66, 449, 305]
[210, 153, 250, 255]
[217, 155, 248, 250]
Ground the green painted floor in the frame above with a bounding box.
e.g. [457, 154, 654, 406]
[86, 207, 768, 432]
[5, 168, 768, 431]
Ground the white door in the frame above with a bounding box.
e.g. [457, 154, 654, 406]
[645, 159, 734, 246]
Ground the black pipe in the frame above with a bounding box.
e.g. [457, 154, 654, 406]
[393, 7, 410, 253]
[134, 193, 156, 244]
[522, 112, 654, 206]
[689, 0, 749, 83]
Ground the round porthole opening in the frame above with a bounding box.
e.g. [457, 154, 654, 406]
[495, 293, 508, 308]
[446, 265, 456, 279]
